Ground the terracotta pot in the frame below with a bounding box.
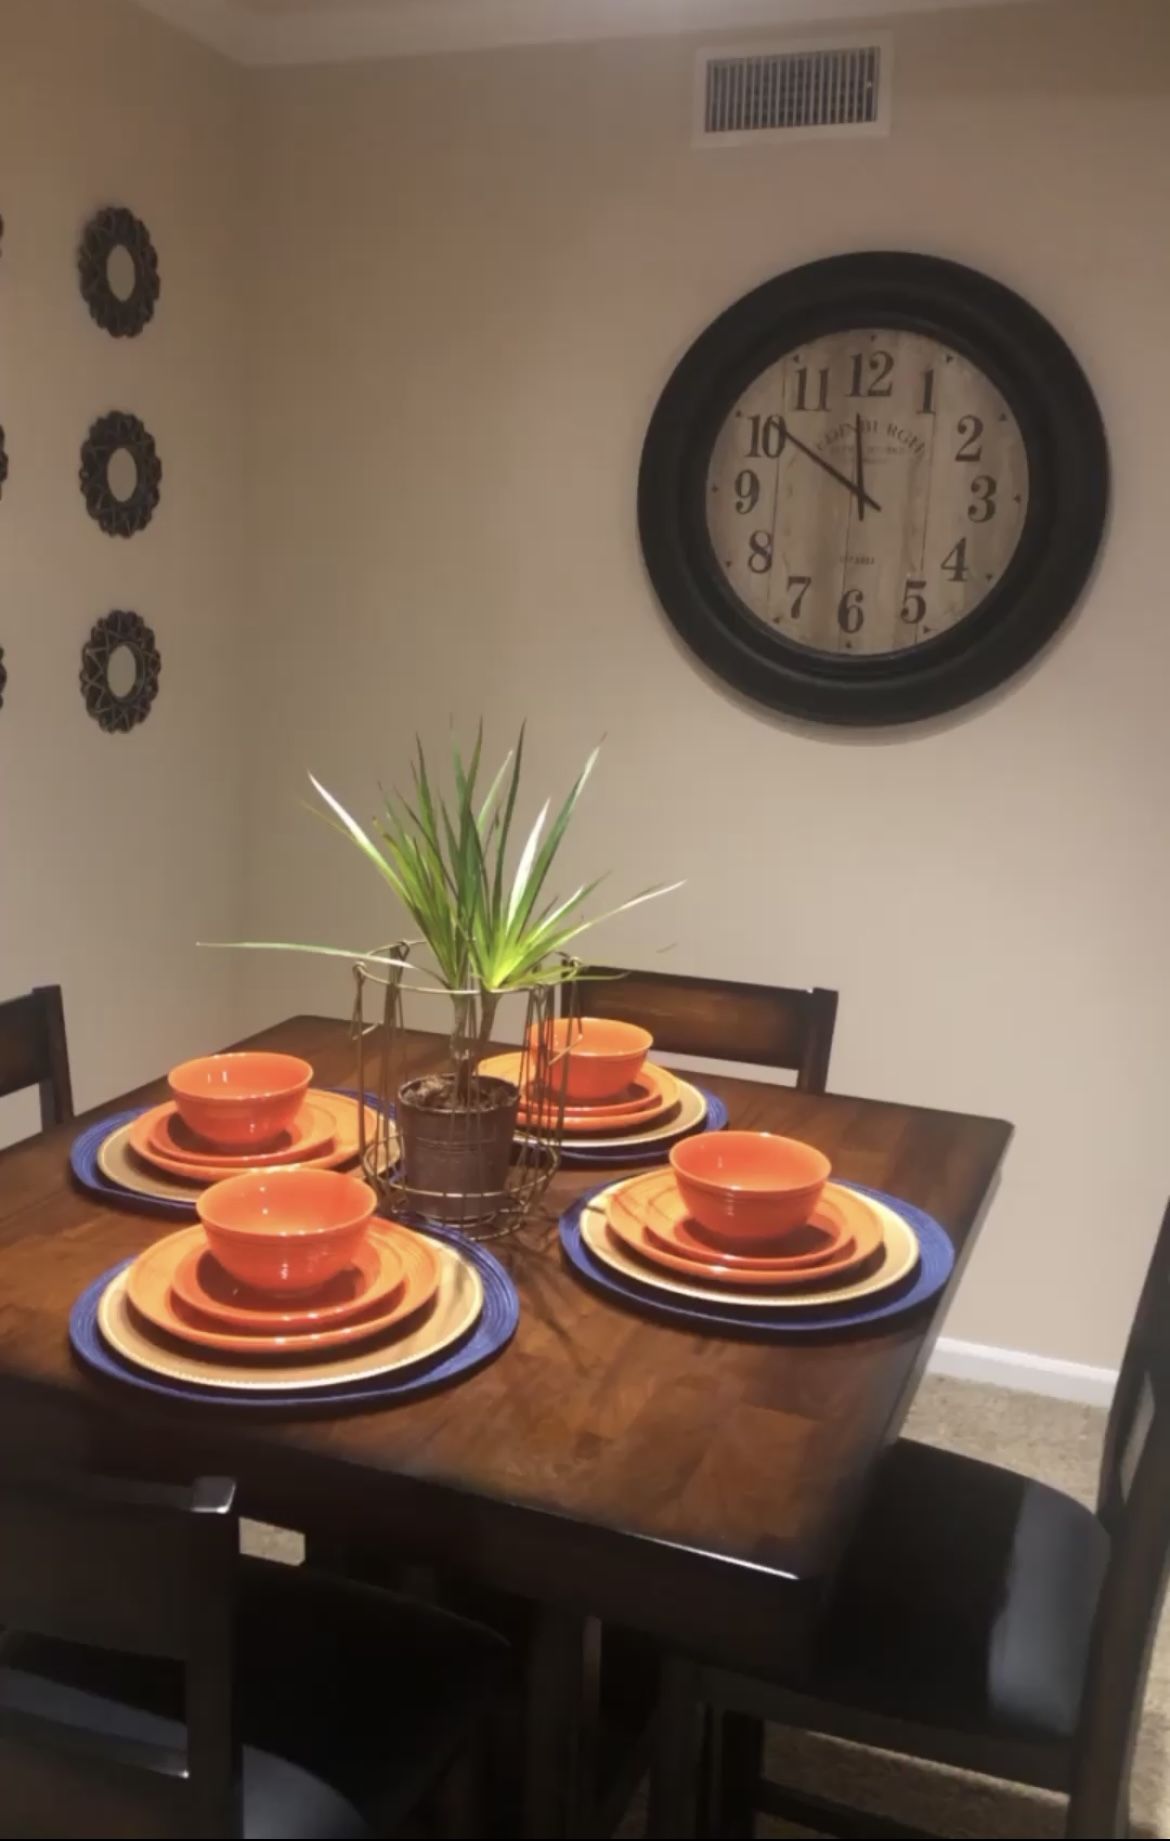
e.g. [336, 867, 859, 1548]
[396, 1073, 519, 1226]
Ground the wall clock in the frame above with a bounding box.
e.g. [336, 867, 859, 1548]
[638, 252, 1108, 725]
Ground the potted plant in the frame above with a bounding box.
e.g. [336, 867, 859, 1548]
[230, 729, 679, 1222]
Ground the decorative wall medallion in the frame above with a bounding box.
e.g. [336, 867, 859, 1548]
[81, 610, 161, 733]
[79, 412, 161, 537]
[78, 206, 160, 338]
[0, 424, 7, 499]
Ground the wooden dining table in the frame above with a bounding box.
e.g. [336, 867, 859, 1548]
[0, 1014, 1012, 1836]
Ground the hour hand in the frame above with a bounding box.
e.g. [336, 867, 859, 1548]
[781, 419, 881, 514]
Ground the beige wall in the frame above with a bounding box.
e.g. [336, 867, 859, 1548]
[0, 0, 249, 1137]
[240, 0, 1170, 1370]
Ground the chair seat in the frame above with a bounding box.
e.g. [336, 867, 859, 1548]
[805, 1438, 1109, 1747]
[0, 1556, 505, 1838]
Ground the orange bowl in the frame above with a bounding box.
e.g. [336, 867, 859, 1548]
[196, 1168, 376, 1295]
[529, 1017, 653, 1105]
[168, 1052, 312, 1148]
[669, 1131, 831, 1245]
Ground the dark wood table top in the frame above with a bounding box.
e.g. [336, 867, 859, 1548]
[0, 1016, 1012, 1668]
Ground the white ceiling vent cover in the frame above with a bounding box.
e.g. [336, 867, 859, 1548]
[695, 35, 892, 146]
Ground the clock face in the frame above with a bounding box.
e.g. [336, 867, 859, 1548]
[705, 328, 1030, 658]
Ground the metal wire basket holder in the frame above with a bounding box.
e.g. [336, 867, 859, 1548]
[352, 945, 578, 1241]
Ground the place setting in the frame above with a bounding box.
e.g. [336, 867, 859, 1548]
[560, 1129, 955, 1336]
[479, 1015, 728, 1169]
[70, 1049, 396, 1217]
[69, 1164, 518, 1411]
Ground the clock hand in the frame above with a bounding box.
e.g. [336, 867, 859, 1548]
[854, 414, 868, 522]
[781, 419, 882, 514]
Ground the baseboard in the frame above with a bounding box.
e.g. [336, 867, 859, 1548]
[928, 1337, 1118, 1407]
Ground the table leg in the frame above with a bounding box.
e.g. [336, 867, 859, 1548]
[712, 1710, 763, 1838]
[523, 1606, 602, 1839]
[647, 1655, 704, 1839]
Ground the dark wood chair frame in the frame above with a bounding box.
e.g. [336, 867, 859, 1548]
[0, 984, 74, 1129]
[569, 966, 839, 1094]
[649, 1198, 1170, 1840]
[0, 1469, 242, 1836]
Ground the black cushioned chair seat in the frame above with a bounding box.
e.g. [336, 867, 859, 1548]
[0, 1557, 504, 1838]
[807, 1439, 1109, 1744]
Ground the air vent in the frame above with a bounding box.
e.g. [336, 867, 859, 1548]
[695, 36, 892, 146]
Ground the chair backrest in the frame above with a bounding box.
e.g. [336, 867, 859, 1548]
[0, 984, 75, 1128]
[570, 967, 838, 1094]
[1067, 1200, 1170, 1838]
[0, 1469, 241, 1838]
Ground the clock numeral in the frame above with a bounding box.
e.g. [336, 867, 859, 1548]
[955, 415, 984, 462]
[900, 578, 928, 625]
[786, 573, 812, 619]
[734, 468, 760, 515]
[837, 586, 865, 634]
[941, 538, 970, 582]
[847, 350, 894, 398]
[746, 413, 785, 460]
[968, 474, 998, 522]
[792, 366, 829, 412]
[918, 369, 936, 416]
[747, 530, 773, 574]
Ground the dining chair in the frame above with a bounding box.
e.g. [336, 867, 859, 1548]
[569, 967, 838, 1093]
[648, 1198, 1170, 1841]
[0, 984, 74, 1129]
[0, 1466, 505, 1838]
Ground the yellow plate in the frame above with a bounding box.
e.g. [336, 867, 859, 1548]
[97, 1233, 481, 1392]
[98, 1102, 395, 1203]
[580, 1181, 917, 1310]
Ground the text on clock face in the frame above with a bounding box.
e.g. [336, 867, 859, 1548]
[705, 327, 1029, 657]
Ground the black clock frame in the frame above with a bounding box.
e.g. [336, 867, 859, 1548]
[638, 252, 1109, 726]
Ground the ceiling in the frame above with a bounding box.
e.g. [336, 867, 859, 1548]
[135, 0, 1032, 66]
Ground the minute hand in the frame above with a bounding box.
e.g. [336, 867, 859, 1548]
[782, 419, 881, 514]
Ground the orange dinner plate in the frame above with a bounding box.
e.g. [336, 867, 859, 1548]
[634, 1171, 880, 1270]
[605, 1177, 884, 1288]
[100, 1239, 481, 1393]
[171, 1231, 402, 1331]
[129, 1090, 376, 1182]
[144, 1099, 335, 1170]
[631, 1172, 850, 1269]
[126, 1224, 438, 1355]
[478, 1054, 680, 1134]
[584, 1186, 916, 1312]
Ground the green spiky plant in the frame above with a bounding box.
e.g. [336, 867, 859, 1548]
[225, 727, 680, 1110]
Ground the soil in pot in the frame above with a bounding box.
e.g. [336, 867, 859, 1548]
[397, 1072, 519, 1225]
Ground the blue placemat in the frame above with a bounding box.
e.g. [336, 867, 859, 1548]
[70, 1088, 386, 1218]
[559, 1180, 954, 1338]
[68, 1225, 518, 1413]
[557, 1085, 728, 1168]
